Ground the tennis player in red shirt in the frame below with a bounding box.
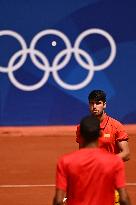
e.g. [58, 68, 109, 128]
[76, 90, 130, 204]
[53, 115, 131, 205]
[76, 90, 130, 160]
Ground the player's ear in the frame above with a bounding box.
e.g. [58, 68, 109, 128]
[103, 102, 106, 109]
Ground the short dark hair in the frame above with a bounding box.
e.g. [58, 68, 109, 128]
[88, 90, 106, 103]
[80, 115, 100, 143]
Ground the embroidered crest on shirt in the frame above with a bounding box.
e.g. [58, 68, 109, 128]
[104, 134, 110, 138]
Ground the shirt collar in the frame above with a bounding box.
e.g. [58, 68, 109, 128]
[100, 113, 109, 129]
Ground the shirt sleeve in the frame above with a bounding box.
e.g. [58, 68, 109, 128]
[56, 158, 67, 191]
[114, 158, 126, 189]
[115, 122, 128, 142]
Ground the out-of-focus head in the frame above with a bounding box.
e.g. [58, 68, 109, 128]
[80, 115, 100, 144]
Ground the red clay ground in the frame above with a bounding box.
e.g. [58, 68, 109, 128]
[0, 125, 135, 205]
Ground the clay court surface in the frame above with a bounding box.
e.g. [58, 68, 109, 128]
[0, 125, 136, 205]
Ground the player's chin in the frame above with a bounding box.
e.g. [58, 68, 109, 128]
[92, 112, 99, 116]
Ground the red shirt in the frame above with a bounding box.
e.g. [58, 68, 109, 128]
[56, 148, 125, 205]
[76, 114, 128, 154]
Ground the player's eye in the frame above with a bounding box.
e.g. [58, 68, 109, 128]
[96, 101, 101, 105]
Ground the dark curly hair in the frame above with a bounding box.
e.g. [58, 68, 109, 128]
[88, 90, 106, 103]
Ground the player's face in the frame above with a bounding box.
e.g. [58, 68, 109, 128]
[89, 100, 106, 117]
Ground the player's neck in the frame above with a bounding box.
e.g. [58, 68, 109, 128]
[84, 141, 98, 148]
[97, 111, 105, 122]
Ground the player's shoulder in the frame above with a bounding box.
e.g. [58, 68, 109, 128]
[99, 148, 123, 164]
[108, 115, 124, 127]
[110, 154, 124, 169]
[109, 152, 123, 163]
[58, 150, 80, 164]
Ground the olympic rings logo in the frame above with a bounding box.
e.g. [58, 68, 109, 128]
[0, 29, 116, 91]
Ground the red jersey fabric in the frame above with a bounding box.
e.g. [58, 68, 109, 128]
[76, 114, 128, 154]
[56, 148, 125, 205]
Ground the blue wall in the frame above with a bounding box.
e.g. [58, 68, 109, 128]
[0, 0, 136, 125]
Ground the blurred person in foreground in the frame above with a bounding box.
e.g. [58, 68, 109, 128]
[53, 115, 131, 205]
